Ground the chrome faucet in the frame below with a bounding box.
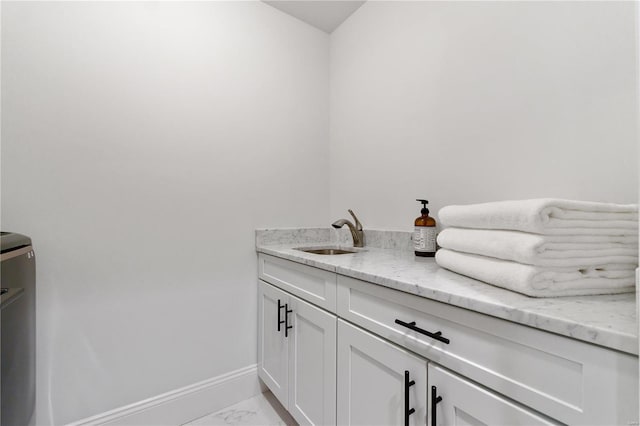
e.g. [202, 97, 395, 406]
[332, 209, 364, 248]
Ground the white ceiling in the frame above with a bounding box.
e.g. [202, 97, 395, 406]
[263, 1, 366, 33]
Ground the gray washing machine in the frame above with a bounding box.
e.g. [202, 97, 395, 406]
[1, 232, 36, 426]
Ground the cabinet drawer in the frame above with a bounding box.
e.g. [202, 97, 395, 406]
[429, 364, 558, 425]
[337, 275, 638, 425]
[259, 254, 337, 312]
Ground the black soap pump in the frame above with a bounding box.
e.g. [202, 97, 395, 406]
[414, 199, 436, 257]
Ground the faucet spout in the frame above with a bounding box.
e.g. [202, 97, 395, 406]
[332, 210, 364, 248]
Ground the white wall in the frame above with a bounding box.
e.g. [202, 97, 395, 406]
[330, 1, 638, 229]
[1, 2, 329, 424]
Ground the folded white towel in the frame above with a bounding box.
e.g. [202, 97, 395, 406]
[435, 249, 636, 297]
[437, 228, 638, 267]
[439, 199, 639, 235]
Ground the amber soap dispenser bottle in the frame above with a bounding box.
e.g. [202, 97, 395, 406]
[414, 199, 436, 257]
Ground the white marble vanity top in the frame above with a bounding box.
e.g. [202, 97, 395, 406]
[256, 228, 638, 355]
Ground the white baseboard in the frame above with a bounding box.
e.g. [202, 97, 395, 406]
[67, 364, 262, 426]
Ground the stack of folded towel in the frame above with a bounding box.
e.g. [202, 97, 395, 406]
[435, 199, 639, 297]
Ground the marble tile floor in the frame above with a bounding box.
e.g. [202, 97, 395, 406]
[184, 391, 297, 426]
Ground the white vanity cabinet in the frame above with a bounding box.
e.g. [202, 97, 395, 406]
[258, 280, 337, 426]
[257, 253, 639, 426]
[337, 319, 427, 426]
[337, 274, 639, 425]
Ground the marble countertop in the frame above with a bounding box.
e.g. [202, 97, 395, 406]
[256, 229, 638, 355]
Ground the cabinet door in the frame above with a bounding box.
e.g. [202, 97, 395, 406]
[288, 295, 337, 426]
[337, 320, 427, 426]
[258, 280, 289, 407]
[429, 364, 559, 426]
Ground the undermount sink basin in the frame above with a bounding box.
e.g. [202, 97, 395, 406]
[295, 246, 361, 255]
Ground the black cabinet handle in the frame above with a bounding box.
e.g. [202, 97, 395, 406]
[395, 319, 450, 344]
[431, 385, 442, 426]
[404, 370, 415, 426]
[277, 299, 285, 332]
[284, 303, 293, 337]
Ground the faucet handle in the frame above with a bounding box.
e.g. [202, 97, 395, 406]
[348, 209, 363, 231]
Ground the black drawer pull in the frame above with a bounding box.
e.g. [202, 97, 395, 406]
[404, 370, 415, 426]
[277, 299, 285, 332]
[431, 385, 442, 426]
[395, 319, 450, 344]
[284, 303, 293, 337]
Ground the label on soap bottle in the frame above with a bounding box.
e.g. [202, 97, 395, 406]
[413, 226, 436, 252]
